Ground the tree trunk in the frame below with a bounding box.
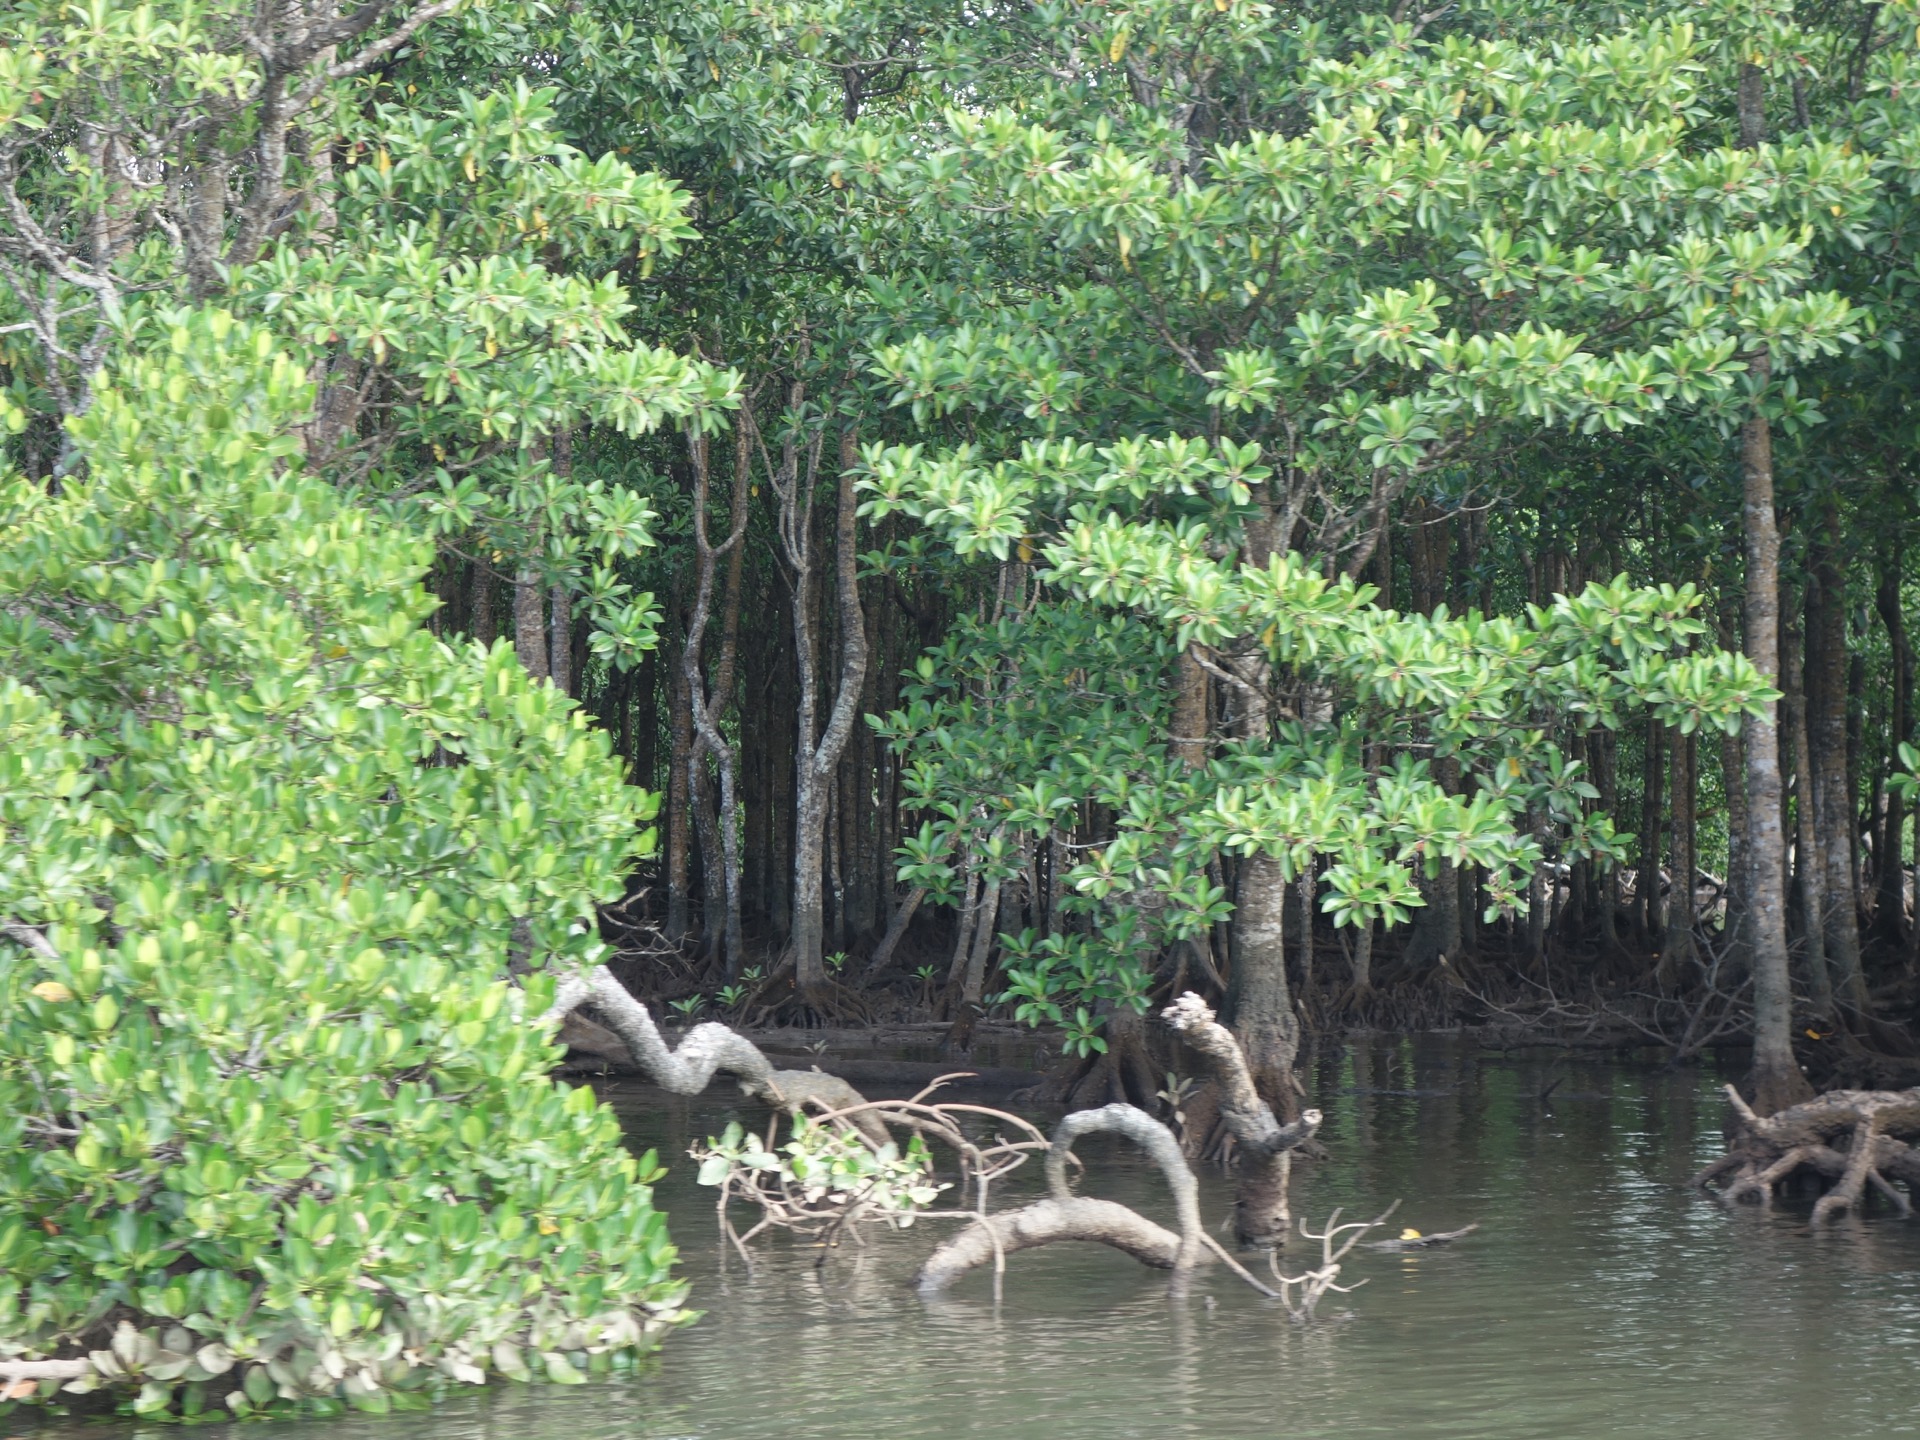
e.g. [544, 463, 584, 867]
[682, 425, 752, 972]
[1596, 727, 1623, 954]
[514, 566, 548, 680]
[665, 628, 694, 943]
[1638, 715, 1664, 944]
[1661, 728, 1697, 985]
[1295, 863, 1316, 998]
[1784, 596, 1833, 1019]
[1227, 853, 1300, 1118]
[960, 874, 1002, 1007]
[1733, 61, 1811, 1113]
[1350, 919, 1374, 998]
[1875, 547, 1910, 944]
[786, 426, 871, 997]
[1809, 509, 1869, 1013]
[1171, 646, 1209, 768]
[1718, 602, 1751, 978]
[1734, 189, 1812, 1113]
[467, 558, 494, 647]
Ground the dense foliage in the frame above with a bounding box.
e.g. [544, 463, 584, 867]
[0, 311, 681, 1418]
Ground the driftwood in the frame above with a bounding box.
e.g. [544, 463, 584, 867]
[1691, 1084, 1920, 1223]
[1163, 992, 1322, 1246]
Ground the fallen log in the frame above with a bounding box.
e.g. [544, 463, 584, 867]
[1691, 1084, 1920, 1223]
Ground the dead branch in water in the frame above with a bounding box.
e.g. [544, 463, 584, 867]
[542, 964, 887, 1143]
[1270, 1205, 1400, 1322]
[543, 976, 1334, 1306]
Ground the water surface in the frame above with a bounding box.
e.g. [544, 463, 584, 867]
[29, 1036, 1920, 1438]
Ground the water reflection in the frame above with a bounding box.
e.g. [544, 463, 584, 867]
[23, 1038, 1920, 1440]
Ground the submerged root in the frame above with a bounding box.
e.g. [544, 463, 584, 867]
[1691, 1083, 1920, 1224]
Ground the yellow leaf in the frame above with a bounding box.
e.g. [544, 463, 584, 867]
[30, 981, 72, 1003]
[1109, 28, 1129, 62]
[1018, 536, 1034, 563]
[708, 59, 720, 82]
[538, 1216, 560, 1235]
[1117, 230, 1132, 265]
[463, 153, 477, 183]
[1399, 1228, 1422, 1240]
[830, 172, 844, 189]
[375, 146, 391, 176]
[1831, 203, 1844, 216]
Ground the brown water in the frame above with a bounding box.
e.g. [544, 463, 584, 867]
[24, 1036, 1920, 1438]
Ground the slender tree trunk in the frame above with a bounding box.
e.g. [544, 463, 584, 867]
[1809, 509, 1869, 1012]
[1879, 545, 1914, 944]
[1295, 863, 1316, 998]
[1661, 728, 1697, 984]
[960, 873, 1002, 1007]
[769, 626, 794, 943]
[1784, 595, 1833, 1018]
[1527, 805, 1550, 963]
[665, 627, 694, 943]
[1717, 605, 1750, 975]
[1735, 63, 1810, 1113]
[513, 444, 549, 681]
[1349, 920, 1374, 997]
[548, 428, 574, 696]
[1638, 716, 1664, 944]
[470, 557, 497, 647]
[786, 425, 871, 996]
[946, 868, 982, 990]
[1596, 728, 1622, 955]
[683, 425, 753, 972]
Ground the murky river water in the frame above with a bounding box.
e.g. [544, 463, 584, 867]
[26, 1036, 1920, 1438]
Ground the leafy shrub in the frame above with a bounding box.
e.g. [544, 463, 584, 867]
[0, 309, 682, 1420]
